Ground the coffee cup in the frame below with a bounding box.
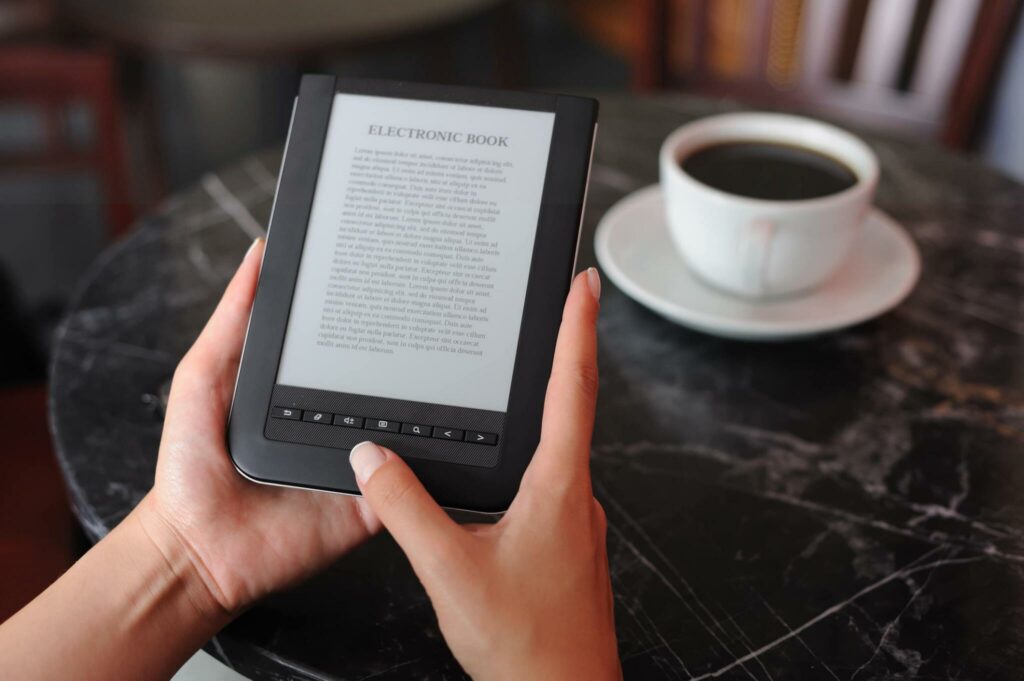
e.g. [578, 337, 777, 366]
[659, 113, 879, 299]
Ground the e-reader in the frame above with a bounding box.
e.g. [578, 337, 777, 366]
[228, 75, 597, 513]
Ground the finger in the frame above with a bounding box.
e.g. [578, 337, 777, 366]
[170, 238, 263, 411]
[349, 441, 465, 570]
[190, 238, 265, 365]
[351, 496, 383, 536]
[531, 268, 601, 478]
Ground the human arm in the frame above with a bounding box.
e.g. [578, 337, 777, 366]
[350, 268, 621, 680]
[0, 239, 379, 680]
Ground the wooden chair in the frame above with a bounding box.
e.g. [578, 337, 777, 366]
[631, 0, 1022, 148]
[0, 35, 131, 615]
[0, 46, 134, 237]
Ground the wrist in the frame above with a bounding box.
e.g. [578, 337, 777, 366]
[478, 637, 621, 681]
[0, 494, 234, 681]
[520, 653, 622, 681]
[131, 494, 235, 626]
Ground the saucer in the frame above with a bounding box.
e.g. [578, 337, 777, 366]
[594, 185, 921, 341]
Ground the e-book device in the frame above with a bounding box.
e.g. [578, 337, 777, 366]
[228, 76, 597, 512]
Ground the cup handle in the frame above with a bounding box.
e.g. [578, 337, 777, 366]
[739, 219, 775, 297]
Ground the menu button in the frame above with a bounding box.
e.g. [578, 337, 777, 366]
[333, 414, 364, 429]
[401, 423, 432, 437]
[466, 431, 498, 446]
[432, 427, 464, 441]
[271, 407, 301, 420]
[367, 419, 400, 433]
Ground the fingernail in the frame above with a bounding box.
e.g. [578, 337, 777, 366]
[586, 267, 601, 302]
[245, 237, 263, 258]
[350, 441, 386, 484]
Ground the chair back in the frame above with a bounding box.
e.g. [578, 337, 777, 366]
[635, 0, 1022, 147]
[0, 47, 133, 236]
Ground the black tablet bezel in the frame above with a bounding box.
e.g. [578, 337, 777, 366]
[228, 75, 597, 513]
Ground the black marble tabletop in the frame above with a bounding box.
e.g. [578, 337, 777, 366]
[50, 95, 1024, 680]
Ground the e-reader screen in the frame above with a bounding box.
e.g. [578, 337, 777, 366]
[229, 76, 596, 509]
[277, 93, 556, 412]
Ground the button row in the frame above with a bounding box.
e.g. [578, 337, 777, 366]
[270, 407, 498, 445]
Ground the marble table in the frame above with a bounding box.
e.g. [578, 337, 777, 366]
[50, 95, 1024, 680]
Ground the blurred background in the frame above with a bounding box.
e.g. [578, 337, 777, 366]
[1, 0, 1022, 625]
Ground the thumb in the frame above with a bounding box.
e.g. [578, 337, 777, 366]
[349, 441, 464, 566]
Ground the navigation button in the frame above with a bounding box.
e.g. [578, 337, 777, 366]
[302, 411, 331, 424]
[333, 414, 364, 429]
[432, 427, 464, 442]
[466, 431, 498, 445]
[271, 407, 301, 420]
[366, 418, 400, 433]
[401, 423, 431, 437]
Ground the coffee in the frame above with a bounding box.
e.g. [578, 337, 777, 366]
[681, 141, 858, 201]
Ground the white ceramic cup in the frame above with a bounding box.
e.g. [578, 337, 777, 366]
[659, 113, 879, 299]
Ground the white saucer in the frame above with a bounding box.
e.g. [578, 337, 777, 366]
[594, 185, 920, 341]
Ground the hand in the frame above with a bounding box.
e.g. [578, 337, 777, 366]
[349, 269, 620, 680]
[136, 239, 380, 618]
